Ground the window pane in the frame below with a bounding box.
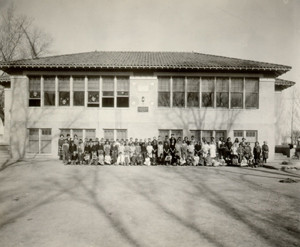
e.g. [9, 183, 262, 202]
[216, 131, 227, 140]
[73, 129, 83, 139]
[58, 77, 70, 91]
[171, 130, 183, 139]
[246, 130, 257, 144]
[117, 77, 129, 91]
[234, 131, 243, 138]
[88, 77, 99, 91]
[29, 99, 41, 107]
[60, 129, 70, 137]
[231, 93, 243, 108]
[102, 76, 114, 91]
[202, 77, 214, 92]
[158, 92, 170, 107]
[73, 77, 85, 91]
[216, 92, 229, 108]
[41, 128, 51, 154]
[202, 131, 213, 142]
[74, 91, 84, 106]
[158, 77, 170, 92]
[44, 77, 55, 106]
[245, 78, 259, 92]
[187, 77, 199, 92]
[86, 129, 96, 140]
[88, 92, 99, 103]
[202, 92, 214, 107]
[231, 78, 243, 92]
[59, 92, 70, 106]
[28, 128, 39, 153]
[116, 129, 127, 140]
[190, 130, 201, 141]
[44, 92, 55, 106]
[159, 130, 169, 139]
[246, 93, 258, 108]
[173, 92, 185, 107]
[216, 78, 229, 92]
[173, 77, 185, 91]
[117, 97, 129, 107]
[102, 98, 114, 107]
[187, 92, 199, 107]
[29, 77, 41, 98]
[104, 129, 114, 141]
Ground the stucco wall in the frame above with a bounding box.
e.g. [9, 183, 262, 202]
[7, 75, 276, 160]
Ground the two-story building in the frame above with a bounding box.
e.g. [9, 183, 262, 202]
[0, 51, 295, 159]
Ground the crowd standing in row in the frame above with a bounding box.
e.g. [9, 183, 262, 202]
[58, 134, 269, 167]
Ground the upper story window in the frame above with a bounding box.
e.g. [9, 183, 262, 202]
[172, 77, 185, 107]
[245, 78, 259, 108]
[44, 77, 55, 106]
[73, 77, 85, 106]
[58, 76, 70, 106]
[187, 77, 199, 107]
[102, 76, 114, 107]
[88, 77, 99, 107]
[157, 76, 259, 109]
[202, 77, 214, 107]
[231, 78, 243, 108]
[29, 76, 41, 107]
[216, 77, 229, 108]
[117, 77, 129, 107]
[158, 77, 171, 107]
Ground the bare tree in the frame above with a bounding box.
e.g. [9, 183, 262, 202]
[0, 3, 53, 122]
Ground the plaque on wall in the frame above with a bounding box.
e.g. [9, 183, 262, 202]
[138, 106, 149, 112]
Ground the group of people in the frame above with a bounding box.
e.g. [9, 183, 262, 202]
[58, 133, 269, 167]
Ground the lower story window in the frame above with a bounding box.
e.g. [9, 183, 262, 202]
[233, 130, 258, 144]
[158, 129, 183, 140]
[28, 128, 52, 154]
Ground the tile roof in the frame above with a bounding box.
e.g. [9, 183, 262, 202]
[275, 78, 295, 91]
[0, 51, 291, 76]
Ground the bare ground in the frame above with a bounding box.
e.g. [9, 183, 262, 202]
[0, 160, 299, 247]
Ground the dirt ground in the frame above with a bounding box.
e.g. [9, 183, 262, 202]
[0, 160, 299, 247]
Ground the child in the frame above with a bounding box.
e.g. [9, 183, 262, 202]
[193, 153, 199, 166]
[262, 141, 269, 163]
[58, 134, 64, 160]
[83, 151, 90, 165]
[104, 154, 112, 165]
[62, 139, 70, 164]
[111, 141, 118, 165]
[253, 141, 262, 167]
[98, 150, 104, 165]
[90, 151, 98, 165]
[69, 141, 77, 165]
[77, 139, 84, 164]
[124, 142, 131, 165]
[157, 141, 164, 164]
[104, 141, 111, 156]
[240, 157, 248, 167]
[218, 156, 226, 166]
[131, 152, 137, 166]
[136, 153, 143, 166]
[164, 152, 172, 165]
[210, 137, 217, 159]
[144, 155, 151, 166]
[181, 140, 188, 160]
[117, 141, 125, 165]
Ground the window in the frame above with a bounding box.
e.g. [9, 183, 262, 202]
[44, 77, 55, 106]
[158, 129, 183, 139]
[116, 129, 127, 140]
[86, 129, 96, 140]
[158, 77, 170, 107]
[215, 130, 227, 140]
[73, 77, 85, 106]
[216, 77, 229, 108]
[117, 77, 129, 107]
[233, 130, 243, 138]
[158, 130, 170, 139]
[60, 129, 71, 137]
[231, 78, 243, 108]
[29, 77, 41, 107]
[187, 77, 199, 107]
[102, 76, 114, 107]
[202, 77, 214, 107]
[172, 77, 185, 107]
[28, 129, 39, 153]
[88, 77, 99, 107]
[202, 130, 213, 142]
[171, 130, 183, 139]
[41, 129, 52, 154]
[245, 78, 259, 108]
[190, 130, 201, 141]
[73, 129, 83, 139]
[58, 76, 70, 106]
[246, 130, 257, 144]
[104, 129, 114, 141]
[28, 128, 52, 154]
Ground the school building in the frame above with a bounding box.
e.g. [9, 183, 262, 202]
[0, 51, 295, 159]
